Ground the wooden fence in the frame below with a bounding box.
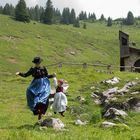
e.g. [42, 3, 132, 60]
[45, 62, 140, 72]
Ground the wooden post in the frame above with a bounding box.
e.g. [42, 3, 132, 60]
[107, 64, 111, 70]
[58, 62, 62, 73]
[83, 63, 87, 69]
[107, 64, 112, 74]
[131, 66, 135, 72]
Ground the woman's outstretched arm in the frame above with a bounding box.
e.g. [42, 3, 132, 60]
[16, 68, 33, 77]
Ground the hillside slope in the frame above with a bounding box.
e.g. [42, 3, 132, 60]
[0, 14, 140, 74]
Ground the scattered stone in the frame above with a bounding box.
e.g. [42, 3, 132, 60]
[118, 81, 137, 94]
[46, 112, 53, 117]
[130, 91, 139, 95]
[104, 108, 128, 119]
[94, 99, 101, 105]
[133, 102, 140, 112]
[39, 126, 48, 131]
[101, 122, 130, 129]
[36, 35, 41, 39]
[90, 86, 95, 90]
[40, 118, 65, 130]
[127, 97, 140, 107]
[102, 77, 120, 85]
[109, 97, 118, 102]
[76, 96, 86, 103]
[101, 121, 116, 128]
[127, 97, 140, 112]
[91, 93, 99, 98]
[103, 87, 118, 98]
[75, 119, 87, 125]
[70, 51, 76, 55]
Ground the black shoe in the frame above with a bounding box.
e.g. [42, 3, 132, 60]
[60, 112, 65, 117]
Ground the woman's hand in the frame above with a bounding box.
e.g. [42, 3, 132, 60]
[16, 72, 20, 76]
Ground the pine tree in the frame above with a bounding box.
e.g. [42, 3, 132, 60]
[99, 14, 106, 21]
[15, 0, 30, 22]
[0, 6, 3, 14]
[125, 11, 135, 25]
[9, 4, 15, 16]
[3, 3, 10, 15]
[73, 18, 80, 28]
[83, 23, 87, 29]
[92, 13, 96, 20]
[53, 8, 61, 23]
[84, 12, 87, 20]
[88, 13, 91, 19]
[70, 9, 76, 24]
[34, 5, 40, 21]
[61, 8, 70, 24]
[43, 0, 53, 24]
[79, 11, 87, 20]
[79, 11, 84, 20]
[28, 7, 35, 20]
[3, 4, 15, 16]
[40, 7, 45, 22]
[88, 12, 96, 22]
[107, 17, 112, 27]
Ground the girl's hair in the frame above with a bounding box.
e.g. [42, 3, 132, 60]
[57, 79, 64, 86]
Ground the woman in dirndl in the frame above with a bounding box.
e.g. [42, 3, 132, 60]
[16, 57, 55, 120]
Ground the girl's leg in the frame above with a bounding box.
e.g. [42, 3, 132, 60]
[59, 111, 65, 117]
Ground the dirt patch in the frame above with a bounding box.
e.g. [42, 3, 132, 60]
[7, 57, 18, 64]
[64, 48, 79, 56]
[0, 35, 23, 41]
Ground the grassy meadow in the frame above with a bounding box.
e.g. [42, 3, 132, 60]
[0, 14, 140, 140]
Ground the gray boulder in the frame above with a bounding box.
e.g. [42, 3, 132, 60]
[101, 121, 116, 128]
[75, 119, 87, 125]
[104, 107, 128, 119]
[127, 98, 140, 112]
[103, 87, 118, 98]
[102, 77, 120, 85]
[76, 96, 86, 103]
[130, 91, 139, 95]
[133, 102, 140, 112]
[118, 81, 137, 94]
[41, 118, 65, 130]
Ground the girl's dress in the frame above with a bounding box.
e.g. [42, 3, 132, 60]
[52, 78, 68, 113]
[19, 66, 53, 115]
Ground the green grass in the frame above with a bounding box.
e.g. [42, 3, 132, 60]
[1, 67, 140, 140]
[0, 14, 140, 140]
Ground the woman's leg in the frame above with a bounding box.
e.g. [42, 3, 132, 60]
[38, 109, 42, 120]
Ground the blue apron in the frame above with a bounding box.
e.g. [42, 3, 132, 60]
[26, 77, 50, 112]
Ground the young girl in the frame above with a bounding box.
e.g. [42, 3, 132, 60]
[53, 77, 68, 117]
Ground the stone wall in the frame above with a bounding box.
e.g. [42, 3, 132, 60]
[124, 52, 140, 72]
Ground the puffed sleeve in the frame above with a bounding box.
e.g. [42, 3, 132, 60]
[19, 67, 33, 77]
[53, 77, 58, 88]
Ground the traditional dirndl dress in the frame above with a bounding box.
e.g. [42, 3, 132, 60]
[26, 77, 50, 115]
[53, 92, 68, 113]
